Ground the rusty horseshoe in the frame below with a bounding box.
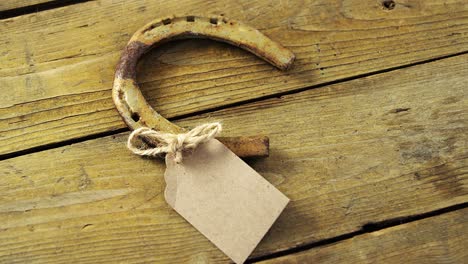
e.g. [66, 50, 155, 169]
[113, 15, 295, 158]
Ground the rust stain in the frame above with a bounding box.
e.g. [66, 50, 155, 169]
[112, 15, 295, 158]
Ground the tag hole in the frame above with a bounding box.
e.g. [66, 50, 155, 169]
[162, 18, 172, 25]
[131, 112, 140, 122]
[186, 16, 195, 22]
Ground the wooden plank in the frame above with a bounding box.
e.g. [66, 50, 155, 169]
[259, 208, 468, 264]
[1, 0, 467, 157]
[0, 0, 60, 12]
[0, 53, 466, 263]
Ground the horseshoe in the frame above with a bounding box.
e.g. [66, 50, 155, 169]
[113, 15, 295, 157]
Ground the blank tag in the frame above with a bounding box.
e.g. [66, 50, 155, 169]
[164, 139, 289, 264]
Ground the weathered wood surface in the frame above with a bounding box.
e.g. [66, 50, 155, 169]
[1, 0, 467, 156]
[0, 0, 58, 12]
[0, 53, 466, 263]
[259, 208, 468, 264]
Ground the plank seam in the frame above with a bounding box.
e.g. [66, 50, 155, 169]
[168, 50, 468, 120]
[1, 50, 467, 161]
[248, 202, 468, 263]
[0, 0, 95, 20]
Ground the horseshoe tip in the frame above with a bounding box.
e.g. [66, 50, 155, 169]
[282, 53, 296, 71]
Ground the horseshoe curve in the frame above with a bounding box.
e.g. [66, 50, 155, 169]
[113, 15, 295, 156]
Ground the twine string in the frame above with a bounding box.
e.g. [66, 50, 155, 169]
[127, 122, 222, 163]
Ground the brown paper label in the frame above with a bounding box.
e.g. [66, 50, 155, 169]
[164, 139, 289, 264]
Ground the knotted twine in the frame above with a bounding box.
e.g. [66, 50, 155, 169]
[127, 122, 222, 163]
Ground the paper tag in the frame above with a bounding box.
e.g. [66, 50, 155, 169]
[164, 139, 289, 264]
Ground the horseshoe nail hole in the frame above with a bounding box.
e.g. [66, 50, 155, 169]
[210, 18, 218, 25]
[162, 18, 172, 25]
[118, 89, 124, 100]
[131, 112, 140, 122]
[382, 0, 396, 10]
[143, 22, 162, 33]
[186, 16, 195, 22]
[222, 18, 228, 23]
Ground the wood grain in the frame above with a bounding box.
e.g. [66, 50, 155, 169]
[0, 0, 60, 11]
[0, 53, 466, 263]
[259, 208, 468, 264]
[1, 0, 468, 156]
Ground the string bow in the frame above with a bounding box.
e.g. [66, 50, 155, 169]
[127, 122, 222, 163]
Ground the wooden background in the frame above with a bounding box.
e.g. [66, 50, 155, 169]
[0, 0, 467, 263]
